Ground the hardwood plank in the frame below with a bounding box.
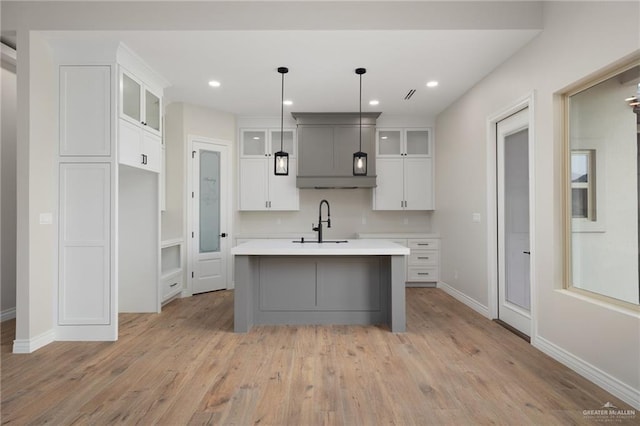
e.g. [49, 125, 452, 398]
[1, 288, 636, 425]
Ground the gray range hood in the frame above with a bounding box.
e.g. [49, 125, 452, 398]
[293, 112, 380, 188]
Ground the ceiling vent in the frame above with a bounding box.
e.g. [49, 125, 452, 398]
[404, 89, 416, 100]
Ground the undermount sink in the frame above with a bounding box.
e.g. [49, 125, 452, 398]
[292, 238, 348, 244]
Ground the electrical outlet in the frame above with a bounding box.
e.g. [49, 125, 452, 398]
[472, 213, 481, 223]
[454, 270, 459, 280]
[276, 218, 282, 225]
[361, 216, 367, 225]
[403, 217, 409, 225]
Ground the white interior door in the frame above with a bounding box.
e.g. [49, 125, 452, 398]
[497, 108, 531, 336]
[190, 141, 228, 294]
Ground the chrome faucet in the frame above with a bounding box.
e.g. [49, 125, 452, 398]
[312, 199, 331, 243]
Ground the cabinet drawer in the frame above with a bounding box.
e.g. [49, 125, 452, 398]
[161, 272, 182, 301]
[408, 239, 440, 250]
[408, 250, 439, 266]
[408, 267, 439, 282]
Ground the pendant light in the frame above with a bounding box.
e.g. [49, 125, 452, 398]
[274, 67, 289, 176]
[353, 67, 367, 176]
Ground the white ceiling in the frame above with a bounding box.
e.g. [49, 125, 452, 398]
[44, 28, 540, 118]
[7, 0, 544, 119]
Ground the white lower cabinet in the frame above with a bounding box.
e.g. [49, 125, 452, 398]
[119, 119, 161, 173]
[58, 163, 112, 325]
[407, 239, 440, 283]
[358, 234, 440, 286]
[239, 158, 299, 210]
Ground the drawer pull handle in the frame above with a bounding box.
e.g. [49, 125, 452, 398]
[170, 282, 179, 288]
[417, 272, 430, 276]
[417, 256, 430, 260]
[417, 243, 430, 246]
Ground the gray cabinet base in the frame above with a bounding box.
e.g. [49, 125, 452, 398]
[234, 255, 406, 332]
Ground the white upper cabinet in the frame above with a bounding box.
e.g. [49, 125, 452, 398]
[119, 119, 161, 173]
[118, 65, 164, 173]
[240, 129, 296, 158]
[238, 127, 299, 211]
[373, 127, 434, 211]
[119, 67, 162, 136]
[59, 65, 111, 157]
[376, 128, 431, 158]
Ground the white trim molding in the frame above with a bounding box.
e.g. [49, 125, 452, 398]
[12, 329, 55, 354]
[1, 307, 16, 322]
[535, 336, 640, 410]
[437, 281, 490, 318]
[486, 92, 537, 337]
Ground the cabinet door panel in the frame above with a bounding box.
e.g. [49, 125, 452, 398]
[377, 129, 402, 156]
[144, 88, 161, 133]
[317, 258, 381, 311]
[297, 126, 334, 176]
[60, 66, 111, 157]
[269, 159, 299, 210]
[404, 158, 433, 210]
[406, 129, 431, 157]
[239, 159, 268, 210]
[259, 258, 317, 311]
[119, 119, 143, 169]
[373, 158, 404, 210]
[333, 126, 360, 175]
[58, 163, 111, 325]
[269, 129, 296, 158]
[241, 130, 268, 157]
[141, 132, 161, 173]
[121, 71, 142, 123]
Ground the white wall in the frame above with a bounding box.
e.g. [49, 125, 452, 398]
[1, 46, 17, 320]
[13, 31, 57, 346]
[162, 102, 237, 242]
[433, 1, 640, 406]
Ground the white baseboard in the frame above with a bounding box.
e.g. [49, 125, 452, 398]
[534, 335, 640, 410]
[437, 281, 490, 318]
[1, 307, 16, 322]
[12, 329, 55, 354]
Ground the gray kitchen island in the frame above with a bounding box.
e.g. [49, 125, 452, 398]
[231, 239, 409, 333]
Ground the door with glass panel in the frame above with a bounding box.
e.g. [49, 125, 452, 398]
[191, 141, 228, 294]
[497, 108, 532, 336]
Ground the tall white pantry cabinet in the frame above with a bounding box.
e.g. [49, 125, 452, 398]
[56, 43, 168, 341]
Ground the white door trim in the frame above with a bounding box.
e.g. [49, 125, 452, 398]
[186, 135, 233, 295]
[486, 92, 537, 342]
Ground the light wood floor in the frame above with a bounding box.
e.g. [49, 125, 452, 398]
[1, 288, 635, 425]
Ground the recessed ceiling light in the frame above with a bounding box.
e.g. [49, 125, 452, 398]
[208, 80, 221, 88]
[369, 100, 379, 106]
[381, 136, 388, 140]
[252, 136, 260, 140]
[283, 100, 293, 106]
[426, 81, 439, 88]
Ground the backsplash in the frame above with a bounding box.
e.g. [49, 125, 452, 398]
[234, 188, 432, 239]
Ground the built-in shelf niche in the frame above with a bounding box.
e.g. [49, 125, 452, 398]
[161, 238, 183, 303]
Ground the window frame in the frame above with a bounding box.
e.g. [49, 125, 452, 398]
[563, 57, 640, 310]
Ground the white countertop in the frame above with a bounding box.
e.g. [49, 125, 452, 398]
[232, 239, 410, 256]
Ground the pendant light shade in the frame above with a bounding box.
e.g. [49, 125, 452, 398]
[274, 67, 289, 176]
[353, 67, 367, 176]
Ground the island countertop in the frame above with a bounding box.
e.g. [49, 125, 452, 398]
[231, 239, 410, 256]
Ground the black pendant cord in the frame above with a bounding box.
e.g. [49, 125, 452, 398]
[280, 70, 285, 151]
[359, 72, 362, 151]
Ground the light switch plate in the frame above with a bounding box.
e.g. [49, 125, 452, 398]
[472, 213, 481, 223]
[39, 213, 53, 225]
